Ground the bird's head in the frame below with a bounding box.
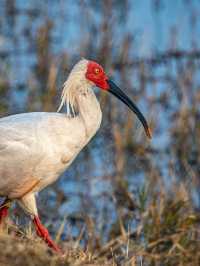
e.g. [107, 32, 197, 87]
[85, 60, 152, 139]
[85, 61, 109, 90]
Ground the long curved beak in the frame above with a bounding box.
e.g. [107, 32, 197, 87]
[107, 79, 152, 139]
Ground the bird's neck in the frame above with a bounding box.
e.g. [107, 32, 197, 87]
[58, 74, 102, 139]
[76, 85, 102, 139]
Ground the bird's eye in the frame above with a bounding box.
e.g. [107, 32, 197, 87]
[94, 68, 100, 74]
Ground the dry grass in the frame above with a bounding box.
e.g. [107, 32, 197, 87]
[0, 223, 115, 266]
[0, 186, 200, 266]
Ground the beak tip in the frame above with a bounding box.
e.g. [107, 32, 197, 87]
[146, 127, 152, 139]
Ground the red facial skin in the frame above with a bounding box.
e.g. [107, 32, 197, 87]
[86, 61, 109, 90]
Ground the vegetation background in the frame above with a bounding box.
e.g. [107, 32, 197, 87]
[0, 0, 200, 265]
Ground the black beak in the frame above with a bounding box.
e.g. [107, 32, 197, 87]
[107, 79, 152, 139]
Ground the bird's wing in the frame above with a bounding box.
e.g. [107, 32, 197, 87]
[0, 121, 37, 156]
[0, 112, 87, 198]
[0, 113, 46, 197]
[0, 112, 54, 154]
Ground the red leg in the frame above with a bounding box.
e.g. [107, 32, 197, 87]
[0, 199, 10, 224]
[33, 216, 61, 253]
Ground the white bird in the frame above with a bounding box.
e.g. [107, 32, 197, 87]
[0, 59, 151, 252]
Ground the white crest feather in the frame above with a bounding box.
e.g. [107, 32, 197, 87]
[57, 59, 89, 116]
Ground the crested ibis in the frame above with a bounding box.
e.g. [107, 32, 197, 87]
[0, 59, 151, 252]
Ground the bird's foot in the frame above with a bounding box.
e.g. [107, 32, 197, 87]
[0, 207, 8, 224]
[33, 216, 61, 253]
[0, 199, 11, 224]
